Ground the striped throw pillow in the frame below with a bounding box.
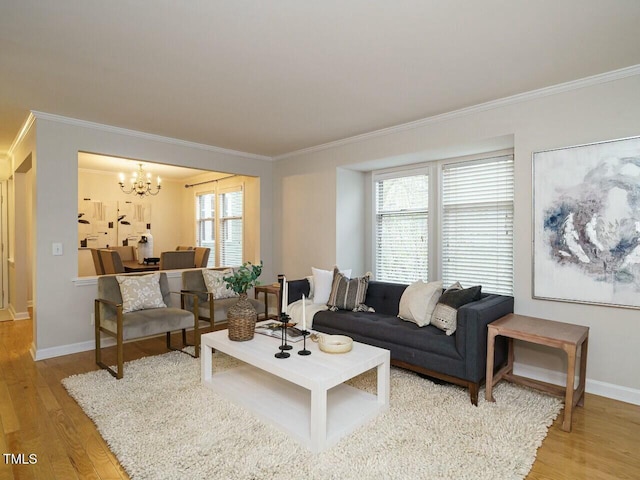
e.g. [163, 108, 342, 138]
[326, 268, 374, 312]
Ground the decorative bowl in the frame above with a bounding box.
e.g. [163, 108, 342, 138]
[315, 334, 353, 354]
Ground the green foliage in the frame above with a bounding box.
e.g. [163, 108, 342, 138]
[223, 261, 263, 294]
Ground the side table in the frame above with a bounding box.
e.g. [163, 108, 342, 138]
[485, 313, 589, 432]
[254, 284, 280, 320]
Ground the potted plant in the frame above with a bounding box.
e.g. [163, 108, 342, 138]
[223, 261, 263, 341]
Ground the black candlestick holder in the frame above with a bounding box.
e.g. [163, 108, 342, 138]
[278, 313, 293, 351]
[275, 312, 291, 358]
[298, 330, 311, 356]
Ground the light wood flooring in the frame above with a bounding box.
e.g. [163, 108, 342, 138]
[0, 317, 638, 479]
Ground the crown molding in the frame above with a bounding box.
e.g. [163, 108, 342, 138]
[7, 112, 36, 158]
[274, 64, 640, 160]
[30, 111, 272, 162]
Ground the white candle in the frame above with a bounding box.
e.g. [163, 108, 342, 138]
[302, 294, 307, 331]
[282, 277, 288, 315]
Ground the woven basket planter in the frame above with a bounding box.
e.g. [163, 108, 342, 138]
[227, 293, 257, 341]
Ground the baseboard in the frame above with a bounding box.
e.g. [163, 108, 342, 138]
[513, 362, 640, 406]
[8, 304, 30, 320]
[32, 338, 116, 361]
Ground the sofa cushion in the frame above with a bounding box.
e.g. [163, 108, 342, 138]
[363, 281, 407, 316]
[398, 280, 443, 327]
[313, 310, 461, 359]
[327, 268, 372, 311]
[432, 283, 482, 335]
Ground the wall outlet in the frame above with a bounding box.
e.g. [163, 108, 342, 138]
[90, 313, 95, 325]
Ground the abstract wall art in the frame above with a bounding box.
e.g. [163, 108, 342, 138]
[533, 136, 640, 308]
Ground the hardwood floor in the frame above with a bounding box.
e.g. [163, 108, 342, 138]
[1, 318, 638, 479]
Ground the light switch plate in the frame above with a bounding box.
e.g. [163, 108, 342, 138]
[52, 243, 63, 256]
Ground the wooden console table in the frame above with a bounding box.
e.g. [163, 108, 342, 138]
[485, 313, 589, 432]
[254, 284, 280, 320]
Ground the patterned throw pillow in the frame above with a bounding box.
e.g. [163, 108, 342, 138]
[202, 269, 239, 299]
[326, 268, 374, 312]
[431, 282, 482, 335]
[116, 273, 167, 313]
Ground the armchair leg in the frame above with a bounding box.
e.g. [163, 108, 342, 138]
[94, 301, 101, 366]
[166, 330, 199, 359]
[116, 335, 124, 380]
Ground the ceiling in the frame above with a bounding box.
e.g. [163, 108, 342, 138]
[2, 1, 640, 158]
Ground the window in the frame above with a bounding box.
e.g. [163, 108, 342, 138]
[219, 188, 243, 267]
[372, 153, 514, 294]
[375, 173, 429, 283]
[196, 185, 244, 267]
[196, 193, 216, 265]
[441, 156, 514, 295]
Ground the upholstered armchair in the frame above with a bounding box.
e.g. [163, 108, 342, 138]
[95, 272, 199, 378]
[181, 268, 265, 334]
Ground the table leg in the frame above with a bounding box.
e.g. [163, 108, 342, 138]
[562, 343, 577, 432]
[310, 388, 327, 452]
[485, 327, 497, 402]
[201, 342, 212, 384]
[377, 359, 390, 406]
[577, 336, 588, 407]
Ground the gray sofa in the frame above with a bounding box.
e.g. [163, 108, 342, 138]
[288, 279, 513, 405]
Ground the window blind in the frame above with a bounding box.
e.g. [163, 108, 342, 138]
[219, 189, 243, 267]
[441, 155, 514, 295]
[375, 174, 429, 284]
[196, 192, 215, 267]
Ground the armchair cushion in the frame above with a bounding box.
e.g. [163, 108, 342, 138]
[116, 272, 167, 313]
[202, 268, 238, 299]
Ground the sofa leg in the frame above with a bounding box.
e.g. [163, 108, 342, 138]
[469, 382, 479, 406]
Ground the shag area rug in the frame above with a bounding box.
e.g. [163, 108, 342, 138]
[63, 351, 562, 480]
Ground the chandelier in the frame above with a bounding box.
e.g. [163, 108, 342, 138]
[118, 163, 161, 197]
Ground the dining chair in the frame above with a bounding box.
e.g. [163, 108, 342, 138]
[90, 248, 105, 275]
[194, 247, 211, 268]
[100, 249, 125, 274]
[159, 250, 196, 270]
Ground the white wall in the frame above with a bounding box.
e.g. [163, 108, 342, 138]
[336, 168, 365, 275]
[78, 169, 186, 257]
[9, 122, 35, 320]
[26, 116, 273, 357]
[274, 74, 640, 403]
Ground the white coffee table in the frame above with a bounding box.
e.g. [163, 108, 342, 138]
[201, 328, 390, 453]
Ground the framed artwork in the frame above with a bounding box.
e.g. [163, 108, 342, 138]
[532, 135, 640, 309]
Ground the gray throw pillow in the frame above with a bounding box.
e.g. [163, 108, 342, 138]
[326, 268, 374, 312]
[431, 283, 482, 335]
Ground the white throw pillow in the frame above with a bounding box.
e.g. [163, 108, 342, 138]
[311, 267, 352, 305]
[202, 269, 239, 299]
[398, 280, 443, 327]
[116, 273, 167, 313]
